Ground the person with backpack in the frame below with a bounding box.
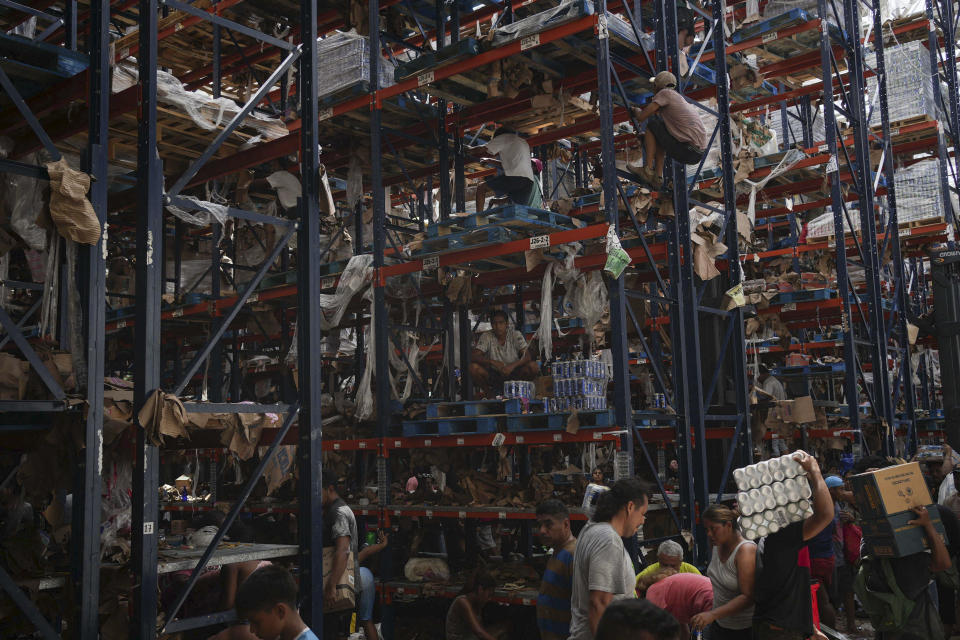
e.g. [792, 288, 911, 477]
[852, 457, 953, 640]
[751, 450, 835, 640]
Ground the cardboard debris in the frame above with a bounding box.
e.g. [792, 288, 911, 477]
[262, 444, 296, 495]
[693, 244, 721, 280]
[0, 353, 29, 400]
[907, 323, 919, 345]
[45, 158, 100, 245]
[137, 389, 188, 445]
[565, 409, 580, 434]
[778, 395, 816, 424]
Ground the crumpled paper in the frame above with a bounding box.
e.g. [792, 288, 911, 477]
[45, 157, 100, 245]
[137, 389, 187, 445]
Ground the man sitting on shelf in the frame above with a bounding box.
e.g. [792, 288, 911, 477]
[752, 363, 789, 456]
[627, 71, 708, 189]
[470, 310, 539, 397]
[474, 127, 543, 211]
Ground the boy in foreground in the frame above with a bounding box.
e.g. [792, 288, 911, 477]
[235, 565, 318, 640]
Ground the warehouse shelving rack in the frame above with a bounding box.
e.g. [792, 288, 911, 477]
[0, 0, 955, 638]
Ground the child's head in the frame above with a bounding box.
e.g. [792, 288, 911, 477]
[235, 565, 300, 639]
[462, 570, 496, 605]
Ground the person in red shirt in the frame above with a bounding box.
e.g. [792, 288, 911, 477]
[641, 569, 713, 640]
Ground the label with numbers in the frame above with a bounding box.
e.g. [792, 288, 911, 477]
[783, 302, 797, 311]
[116, 320, 127, 329]
[333, 443, 341, 450]
[358, 441, 367, 448]
[758, 346, 770, 353]
[818, 144, 829, 153]
[553, 433, 562, 441]
[516, 436, 525, 443]
[322, 277, 336, 288]
[593, 432, 602, 439]
[498, 512, 507, 520]
[762, 31, 778, 43]
[825, 156, 838, 174]
[172, 309, 183, 318]
[417, 71, 434, 87]
[520, 34, 540, 50]
[890, 128, 900, 137]
[423, 255, 440, 270]
[425, 510, 433, 518]
[529, 235, 550, 249]
[248, 293, 258, 303]
[456, 438, 465, 445]
[144, 522, 155, 535]
[522, 598, 533, 605]
[319, 108, 334, 122]
[394, 440, 402, 448]
[459, 511, 467, 519]
[424, 439, 432, 447]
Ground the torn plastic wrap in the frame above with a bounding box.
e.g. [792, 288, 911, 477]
[491, 0, 593, 46]
[112, 65, 288, 140]
[534, 263, 555, 362]
[740, 148, 805, 224]
[355, 288, 376, 421]
[165, 194, 229, 227]
[2, 152, 49, 251]
[347, 152, 364, 210]
[286, 254, 374, 363]
[316, 32, 395, 99]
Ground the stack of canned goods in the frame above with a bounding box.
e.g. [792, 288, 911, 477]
[548, 357, 609, 413]
[503, 380, 535, 401]
[732, 453, 814, 540]
[651, 393, 667, 409]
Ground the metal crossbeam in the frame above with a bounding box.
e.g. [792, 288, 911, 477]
[0, 564, 60, 640]
[0, 67, 61, 161]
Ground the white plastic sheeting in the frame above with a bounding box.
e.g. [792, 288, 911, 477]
[740, 148, 806, 224]
[165, 194, 229, 227]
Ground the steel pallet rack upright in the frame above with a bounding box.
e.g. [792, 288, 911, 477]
[925, 0, 959, 232]
[128, 0, 325, 637]
[0, 2, 104, 638]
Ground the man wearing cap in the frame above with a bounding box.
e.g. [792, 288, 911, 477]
[628, 71, 708, 188]
[475, 127, 543, 211]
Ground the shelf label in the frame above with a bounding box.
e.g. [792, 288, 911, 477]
[322, 277, 336, 288]
[424, 439, 432, 447]
[758, 346, 770, 353]
[248, 293, 259, 303]
[553, 433, 562, 441]
[394, 440, 402, 448]
[418, 71, 435, 87]
[890, 128, 900, 137]
[144, 522, 155, 535]
[529, 235, 551, 249]
[394, 510, 402, 516]
[762, 31, 778, 43]
[423, 255, 440, 270]
[783, 302, 797, 311]
[825, 156, 838, 174]
[520, 34, 540, 50]
[598, 14, 609, 39]
[333, 443, 341, 450]
[593, 432, 602, 439]
[498, 511, 507, 520]
[172, 309, 184, 318]
[817, 144, 829, 153]
[522, 598, 533, 606]
[456, 438, 465, 445]
[425, 510, 433, 518]
[492, 433, 506, 447]
[516, 436, 525, 443]
[459, 511, 467, 519]
[358, 441, 367, 448]
[319, 107, 334, 122]
[116, 320, 127, 329]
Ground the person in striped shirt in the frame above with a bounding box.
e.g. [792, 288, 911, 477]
[537, 499, 578, 640]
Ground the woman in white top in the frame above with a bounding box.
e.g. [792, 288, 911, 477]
[690, 504, 756, 639]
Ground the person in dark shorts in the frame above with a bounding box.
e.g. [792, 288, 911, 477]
[475, 127, 543, 211]
[628, 71, 708, 188]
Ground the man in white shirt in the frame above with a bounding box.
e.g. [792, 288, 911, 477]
[756, 364, 787, 402]
[474, 127, 543, 211]
[469, 310, 539, 396]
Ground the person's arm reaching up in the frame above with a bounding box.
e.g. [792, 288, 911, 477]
[910, 505, 952, 572]
[358, 531, 388, 563]
[798, 451, 834, 541]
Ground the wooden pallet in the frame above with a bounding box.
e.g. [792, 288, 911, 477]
[898, 216, 944, 230]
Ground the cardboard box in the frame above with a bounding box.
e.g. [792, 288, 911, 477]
[850, 462, 932, 519]
[862, 509, 946, 557]
[779, 396, 816, 424]
[535, 375, 554, 399]
[322, 547, 356, 612]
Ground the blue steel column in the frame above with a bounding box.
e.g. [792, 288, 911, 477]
[711, 0, 752, 469]
[595, 0, 634, 472]
[131, 0, 162, 636]
[662, 0, 709, 561]
[76, 0, 108, 635]
[870, 0, 917, 455]
[925, 0, 960, 229]
[842, 0, 896, 452]
[818, 0, 861, 449]
[298, 0, 325, 628]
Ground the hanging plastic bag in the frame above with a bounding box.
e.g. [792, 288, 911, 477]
[603, 226, 630, 278]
